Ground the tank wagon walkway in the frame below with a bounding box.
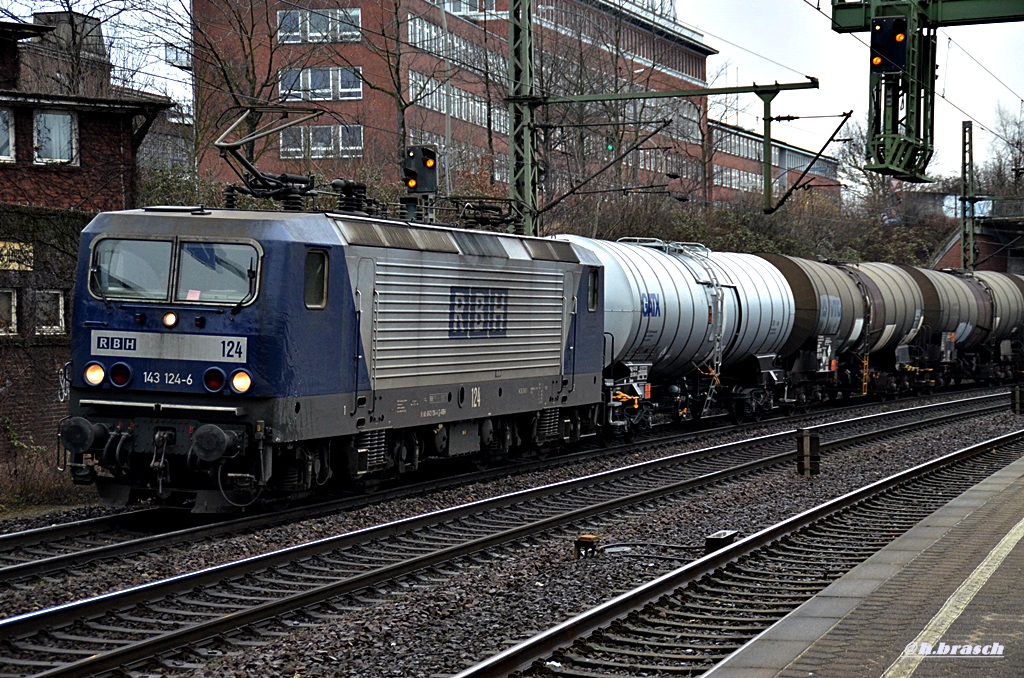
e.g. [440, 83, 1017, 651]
[707, 448, 1024, 677]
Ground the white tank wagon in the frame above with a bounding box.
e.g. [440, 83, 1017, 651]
[553, 236, 727, 381]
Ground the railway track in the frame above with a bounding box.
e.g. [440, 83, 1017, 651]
[454, 431, 1024, 677]
[0, 391, 1008, 591]
[0, 393, 1009, 676]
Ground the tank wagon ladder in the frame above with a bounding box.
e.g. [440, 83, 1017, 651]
[674, 243, 725, 418]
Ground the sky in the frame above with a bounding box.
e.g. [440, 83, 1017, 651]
[678, 0, 1024, 179]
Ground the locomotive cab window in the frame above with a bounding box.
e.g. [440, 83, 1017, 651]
[91, 239, 173, 301]
[588, 269, 599, 312]
[176, 242, 259, 303]
[304, 250, 328, 308]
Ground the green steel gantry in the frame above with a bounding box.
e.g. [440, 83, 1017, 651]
[831, 1, 1024, 182]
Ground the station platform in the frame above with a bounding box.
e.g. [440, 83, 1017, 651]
[706, 450, 1024, 677]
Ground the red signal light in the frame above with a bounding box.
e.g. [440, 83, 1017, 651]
[895, 32, 906, 42]
[204, 367, 226, 392]
[110, 363, 132, 387]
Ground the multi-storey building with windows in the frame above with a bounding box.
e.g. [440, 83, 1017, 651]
[190, 0, 837, 208]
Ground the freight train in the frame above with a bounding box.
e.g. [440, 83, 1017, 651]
[57, 199, 1024, 511]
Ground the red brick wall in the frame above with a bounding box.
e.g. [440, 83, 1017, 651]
[933, 234, 1005, 271]
[0, 104, 137, 212]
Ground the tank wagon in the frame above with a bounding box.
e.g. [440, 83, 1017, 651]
[59, 207, 1024, 511]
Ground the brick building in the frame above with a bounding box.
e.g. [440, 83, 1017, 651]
[0, 13, 170, 480]
[188, 0, 837, 206]
[0, 14, 172, 212]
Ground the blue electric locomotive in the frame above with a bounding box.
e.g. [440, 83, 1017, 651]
[59, 207, 605, 511]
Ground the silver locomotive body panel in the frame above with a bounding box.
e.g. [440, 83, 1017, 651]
[335, 219, 602, 431]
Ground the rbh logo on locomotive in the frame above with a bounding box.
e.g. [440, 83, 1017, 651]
[448, 286, 509, 338]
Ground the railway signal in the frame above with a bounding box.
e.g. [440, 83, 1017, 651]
[870, 16, 908, 74]
[403, 145, 438, 194]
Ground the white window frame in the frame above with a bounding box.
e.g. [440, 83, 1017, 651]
[307, 67, 333, 100]
[34, 289, 65, 335]
[277, 10, 302, 43]
[306, 9, 331, 42]
[336, 8, 361, 41]
[280, 68, 303, 101]
[277, 8, 361, 44]
[339, 125, 363, 158]
[34, 110, 78, 165]
[337, 67, 362, 99]
[278, 125, 364, 160]
[0, 108, 13, 162]
[0, 289, 15, 335]
[280, 127, 304, 159]
[309, 125, 336, 158]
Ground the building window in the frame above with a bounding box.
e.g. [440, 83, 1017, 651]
[308, 68, 333, 100]
[280, 68, 302, 101]
[34, 111, 77, 164]
[0, 289, 15, 335]
[338, 67, 362, 99]
[0, 109, 12, 162]
[280, 126, 304, 159]
[278, 10, 302, 42]
[309, 125, 335, 158]
[277, 8, 361, 44]
[336, 9, 361, 41]
[339, 125, 363, 157]
[280, 67, 362, 102]
[34, 290, 64, 335]
[307, 9, 331, 42]
[279, 125, 364, 160]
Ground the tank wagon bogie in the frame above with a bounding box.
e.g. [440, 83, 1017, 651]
[58, 206, 1024, 512]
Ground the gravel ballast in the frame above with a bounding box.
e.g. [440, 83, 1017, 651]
[0, 398, 1019, 676]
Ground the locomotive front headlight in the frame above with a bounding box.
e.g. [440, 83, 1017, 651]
[231, 370, 252, 394]
[162, 311, 178, 328]
[84, 362, 106, 386]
